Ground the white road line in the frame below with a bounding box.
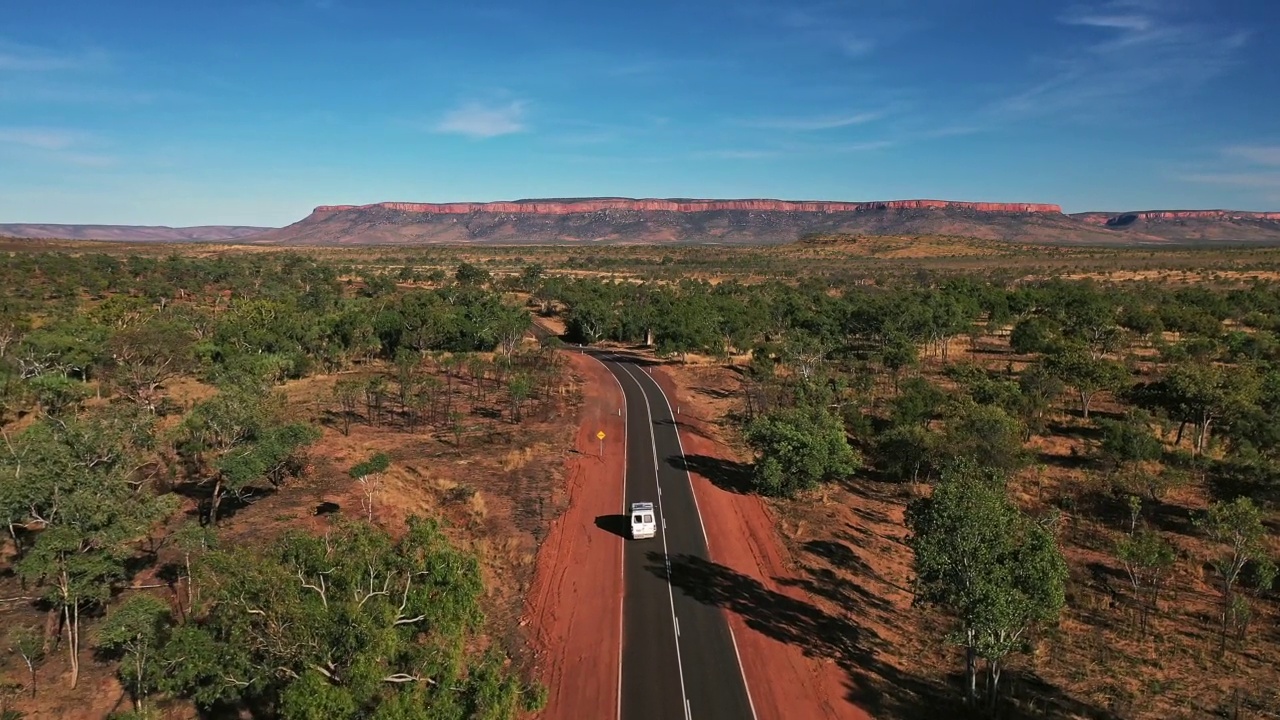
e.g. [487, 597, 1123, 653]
[614, 361, 692, 720]
[582, 353, 628, 720]
[630, 363, 760, 720]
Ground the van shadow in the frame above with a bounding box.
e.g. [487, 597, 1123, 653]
[595, 514, 630, 539]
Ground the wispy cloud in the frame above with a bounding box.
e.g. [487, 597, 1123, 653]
[696, 149, 783, 160]
[1223, 146, 1280, 167]
[695, 139, 892, 160]
[1179, 173, 1280, 189]
[738, 2, 914, 59]
[1059, 10, 1152, 32]
[0, 127, 83, 150]
[1177, 144, 1280, 203]
[740, 111, 884, 131]
[0, 39, 107, 72]
[0, 126, 116, 167]
[435, 100, 527, 138]
[993, 1, 1249, 122]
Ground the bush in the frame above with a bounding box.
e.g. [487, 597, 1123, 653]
[744, 404, 860, 496]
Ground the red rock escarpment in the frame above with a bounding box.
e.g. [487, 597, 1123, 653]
[1078, 210, 1280, 225]
[311, 198, 1064, 215]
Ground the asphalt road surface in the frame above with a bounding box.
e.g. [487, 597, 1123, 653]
[593, 352, 756, 720]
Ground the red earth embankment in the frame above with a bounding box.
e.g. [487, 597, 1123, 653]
[523, 352, 626, 720]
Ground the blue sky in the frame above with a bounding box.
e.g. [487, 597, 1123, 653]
[1, 0, 1278, 226]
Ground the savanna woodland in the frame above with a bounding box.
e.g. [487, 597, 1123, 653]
[3, 236, 1280, 719]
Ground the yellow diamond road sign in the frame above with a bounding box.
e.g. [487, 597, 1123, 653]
[596, 431, 606, 440]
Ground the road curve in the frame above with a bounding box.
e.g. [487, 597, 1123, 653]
[594, 351, 757, 720]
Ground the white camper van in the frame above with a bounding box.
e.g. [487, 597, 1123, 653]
[630, 502, 656, 540]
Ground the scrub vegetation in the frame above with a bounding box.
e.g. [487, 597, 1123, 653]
[3, 235, 1280, 718]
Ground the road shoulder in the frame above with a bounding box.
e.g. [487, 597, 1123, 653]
[523, 351, 627, 720]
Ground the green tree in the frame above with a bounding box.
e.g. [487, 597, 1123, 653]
[1046, 346, 1128, 419]
[1097, 409, 1162, 472]
[906, 461, 1067, 708]
[157, 519, 537, 719]
[493, 306, 532, 360]
[873, 424, 935, 483]
[1114, 529, 1176, 636]
[6, 410, 177, 688]
[1195, 497, 1275, 648]
[891, 377, 946, 429]
[937, 401, 1029, 474]
[744, 405, 860, 496]
[508, 373, 533, 423]
[25, 374, 89, 417]
[97, 594, 173, 712]
[105, 319, 194, 412]
[1016, 363, 1064, 439]
[1009, 316, 1056, 355]
[1162, 362, 1259, 455]
[332, 378, 362, 436]
[6, 626, 44, 698]
[349, 452, 391, 521]
[176, 389, 319, 524]
[454, 262, 491, 287]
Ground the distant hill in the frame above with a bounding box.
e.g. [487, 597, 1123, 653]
[0, 224, 273, 242]
[8, 200, 1280, 246]
[244, 198, 1280, 246]
[1069, 210, 1280, 243]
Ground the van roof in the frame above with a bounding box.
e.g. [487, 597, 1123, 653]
[631, 502, 654, 512]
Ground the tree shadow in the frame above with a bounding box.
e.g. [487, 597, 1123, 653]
[169, 481, 274, 526]
[693, 385, 738, 400]
[654, 417, 717, 443]
[645, 551, 1121, 719]
[668, 454, 754, 494]
[594, 514, 630, 539]
[645, 551, 953, 719]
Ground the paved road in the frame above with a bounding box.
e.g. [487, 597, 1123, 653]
[593, 352, 756, 720]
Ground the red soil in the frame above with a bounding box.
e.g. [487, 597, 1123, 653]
[648, 367, 873, 720]
[523, 352, 626, 719]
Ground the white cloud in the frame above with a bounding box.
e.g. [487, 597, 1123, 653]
[435, 101, 527, 138]
[1179, 172, 1280, 189]
[0, 127, 82, 150]
[742, 111, 883, 131]
[0, 40, 102, 72]
[1059, 13, 1152, 32]
[992, 2, 1248, 122]
[696, 149, 782, 160]
[1223, 146, 1280, 167]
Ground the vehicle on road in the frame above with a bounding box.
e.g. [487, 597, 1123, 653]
[630, 502, 656, 540]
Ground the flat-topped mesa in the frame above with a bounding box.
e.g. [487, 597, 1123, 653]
[1077, 210, 1280, 225]
[311, 198, 1064, 216]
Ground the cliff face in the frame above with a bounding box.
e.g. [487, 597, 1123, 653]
[312, 198, 1063, 216]
[245, 197, 1280, 246]
[1076, 210, 1280, 226]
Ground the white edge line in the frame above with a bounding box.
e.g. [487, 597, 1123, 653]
[617, 361, 692, 720]
[632, 362, 760, 720]
[583, 352, 628, 720]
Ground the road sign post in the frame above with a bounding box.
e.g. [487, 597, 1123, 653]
[596, 430, 606, 458]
